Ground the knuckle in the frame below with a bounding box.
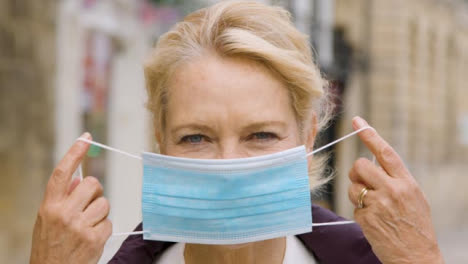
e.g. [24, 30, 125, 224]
[367, 127, 378, 137]
[52, 167, 66, 178]
[38, 204, 57, 221]
[398, 180, 417, 198]
[355, 158, 369, 171]
[386, 180, 413, 202]
[366, 129, 379, 143]
[379, 145, 396, 164]
[97, 197, 110, 214]
[83, 176, 98, 186]
[399, 182, 410, 195]
[58, 211, 73, 227]
[388, 191, 399, 204]
[39, 204, 73, 226]
[51, 167, 68, 184]
[38, 204, 51, 217]
[56, 208, 76, 226]
[375, 194, 390, 208]
[386, 183, 400, 200]
[84, 176, 103, 193]
[84, 231, 99, 245]
[70, 220, 83, 235]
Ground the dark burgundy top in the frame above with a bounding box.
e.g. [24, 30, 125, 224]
[109, 204, 381, 264]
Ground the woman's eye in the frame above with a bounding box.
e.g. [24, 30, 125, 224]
[250, 132, 278, 141]
[180, 134, 206, 144]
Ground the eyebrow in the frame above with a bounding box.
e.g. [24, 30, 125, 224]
[170, 121, 288, 135]
[170, 124, 216, 135]
[241, 121, 288, 132]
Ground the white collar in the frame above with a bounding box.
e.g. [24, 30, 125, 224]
[155, 236, 317, 264]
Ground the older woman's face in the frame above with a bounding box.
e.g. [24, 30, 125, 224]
[159, 54, 305, 158]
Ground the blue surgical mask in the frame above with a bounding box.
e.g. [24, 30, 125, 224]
[77, 126, 372, 244]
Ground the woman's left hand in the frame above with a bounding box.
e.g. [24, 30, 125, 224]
[348, 117, 444, 264]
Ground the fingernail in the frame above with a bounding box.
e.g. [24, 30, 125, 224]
[81, 132, 91, 139]
[352, 116, 368, 129]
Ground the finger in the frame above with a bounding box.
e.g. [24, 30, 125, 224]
[352, 117, 409, 178]
[348, 182, 375, 208]
[67, 177, 81, 195]
[93, 219, 113, 245]
[349, 158, 389, 189]
[67, 176, 103, 212]
[45, 132, 92, 201]
[82, 197, 110, 227]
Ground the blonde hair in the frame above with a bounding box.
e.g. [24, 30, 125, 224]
[144, 0, 333, 189]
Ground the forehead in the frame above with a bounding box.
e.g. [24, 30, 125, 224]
[165, 55, 296, 129]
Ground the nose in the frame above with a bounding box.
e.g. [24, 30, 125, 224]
[217, 151, 245, 159]
[215, 142, 247, 159]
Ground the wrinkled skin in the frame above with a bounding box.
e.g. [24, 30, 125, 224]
[29, 56, 444, 263]
[349, 117, 444, 264]
[30, 133, 112, 264]
[159, 54, 309, 264]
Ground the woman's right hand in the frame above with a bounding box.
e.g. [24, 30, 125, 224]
[30, 133, 112, 264]
[348, 118, 443, 264]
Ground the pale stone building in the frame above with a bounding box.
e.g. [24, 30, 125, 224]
[333, 0, 468, 262]
[0, 0, 161, 262]
[0, 0, 57, 263]
[2, 0, 468, 263]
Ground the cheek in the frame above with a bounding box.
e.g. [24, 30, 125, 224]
[290, 124, 304, 146]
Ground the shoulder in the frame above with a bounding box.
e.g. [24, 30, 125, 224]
[297, 204, 381, 264]
[109, 205, 381, 264]
[108, 223, 174, 264]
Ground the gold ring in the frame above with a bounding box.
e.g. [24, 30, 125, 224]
[357, 187, 369, 209]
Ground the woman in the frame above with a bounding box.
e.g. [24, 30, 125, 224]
[30, 1, 444, 263]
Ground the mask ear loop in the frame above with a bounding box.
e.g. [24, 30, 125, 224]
[75, 137, 145, 237]
[77, 127, 377, 237]
[305, 126, 375, 228]
[307, 126, 377, 165]
[117, 127, 376, 235]
[306, 126, 375, 157]
[112, 231, 148, 236]
[76, 138, 142, 160]
[312, 220, 355, 227]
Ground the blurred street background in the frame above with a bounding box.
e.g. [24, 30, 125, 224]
[1, 0, 468, 263]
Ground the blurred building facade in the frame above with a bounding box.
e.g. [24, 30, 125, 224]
[54, 0, 188, 262]
[1, 0, 468, 263]
[0, 0, 57, 263]
[332, 0, 468, 262]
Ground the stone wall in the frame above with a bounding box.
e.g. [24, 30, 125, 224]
[0, 0, 56, 263]
[1, 0, 467, 262]
[334, 0, 468, 262]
